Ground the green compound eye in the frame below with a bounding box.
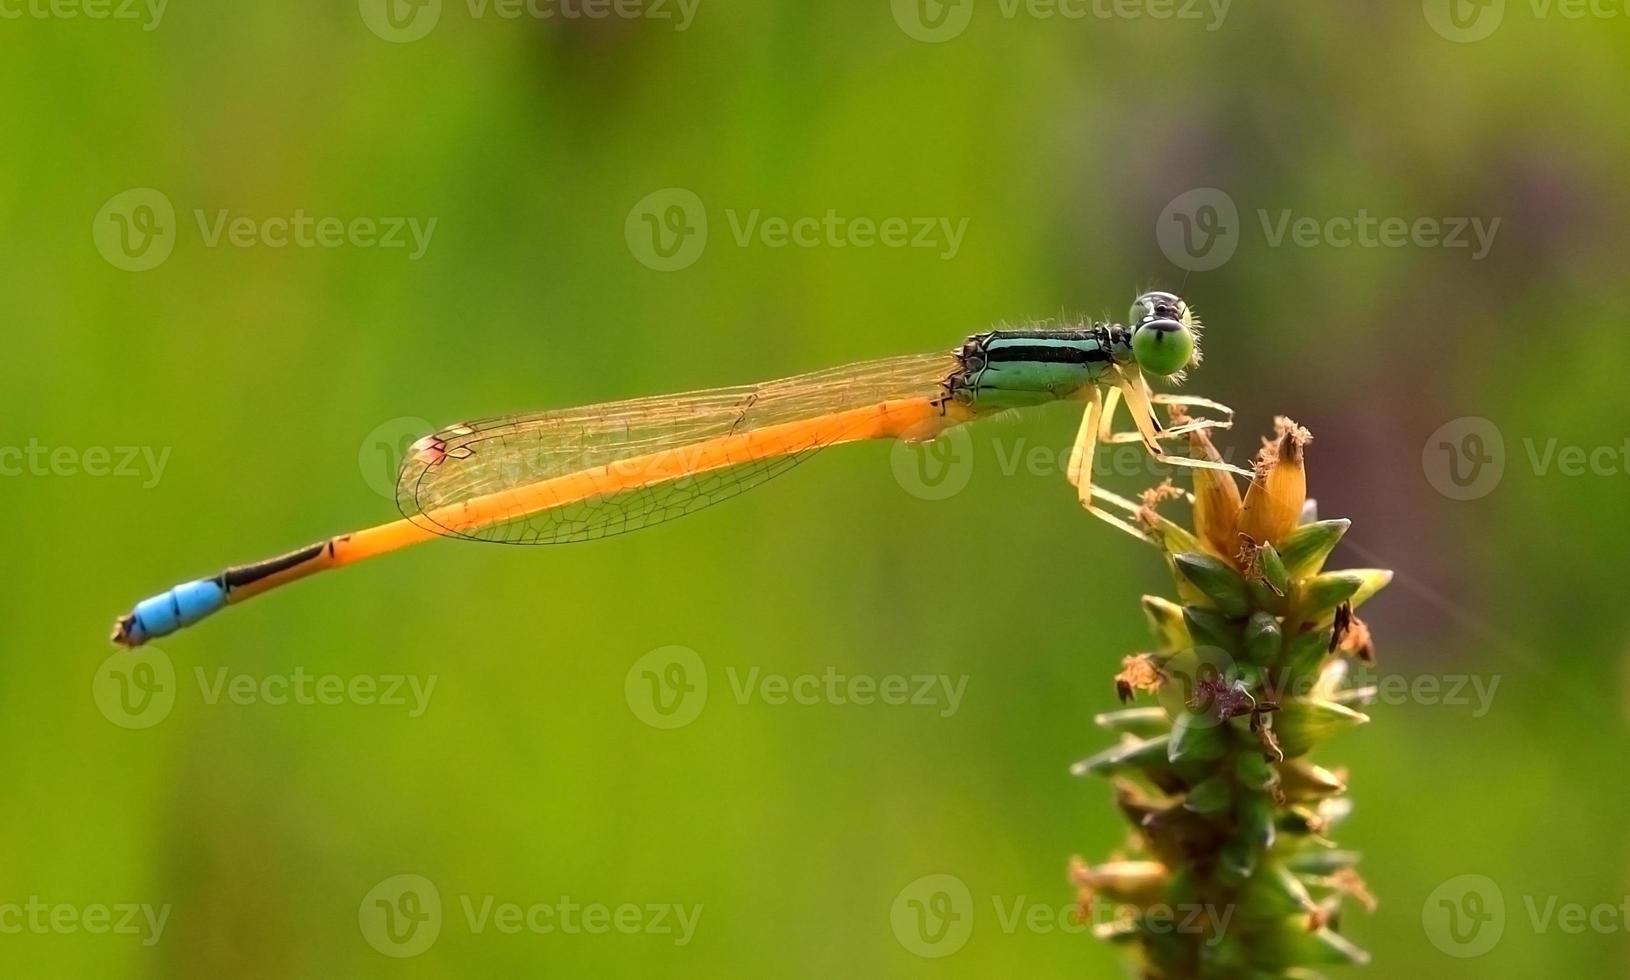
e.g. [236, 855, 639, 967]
[1132, 318, 1195, 377]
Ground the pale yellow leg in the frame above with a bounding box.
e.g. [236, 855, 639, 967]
[1151, 392, 1237, 416]
[1101, 388, 1234, 444]
[1085, 483, 1156, 543]
[1100, 417, 1231, 445]
[1069, 390, 1152, 540]
[1112, 370, 1254, 480]
[1066, 390, 1099, 491]
[1114, 368, 1167, 454]
[1097, 386, 1122, 443]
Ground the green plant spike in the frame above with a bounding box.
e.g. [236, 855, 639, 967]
[1071, 418, 1389, 978]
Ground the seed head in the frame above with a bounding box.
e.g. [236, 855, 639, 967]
[1239, 416, 1311, 547]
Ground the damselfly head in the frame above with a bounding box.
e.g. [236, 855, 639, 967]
[1129, 290, 1201, 379]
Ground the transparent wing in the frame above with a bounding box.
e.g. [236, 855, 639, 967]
[395, 351, 960, 545]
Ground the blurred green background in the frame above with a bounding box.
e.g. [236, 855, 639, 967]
[3, 2, 1628, 976]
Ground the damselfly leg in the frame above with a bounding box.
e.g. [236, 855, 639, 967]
[1070, 374, 1247, 542]
[1067, 387, 1152, 540]
[1111, 369, 1254, 481]
[1097, 387, 1234, 446]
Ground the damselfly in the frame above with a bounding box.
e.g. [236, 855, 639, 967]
[111, 291, 1248, 647]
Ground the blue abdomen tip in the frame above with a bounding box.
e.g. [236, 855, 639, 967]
[127, 579, 227, 643]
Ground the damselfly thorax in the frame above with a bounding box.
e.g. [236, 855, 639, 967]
[943, 324, 1134, 411]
